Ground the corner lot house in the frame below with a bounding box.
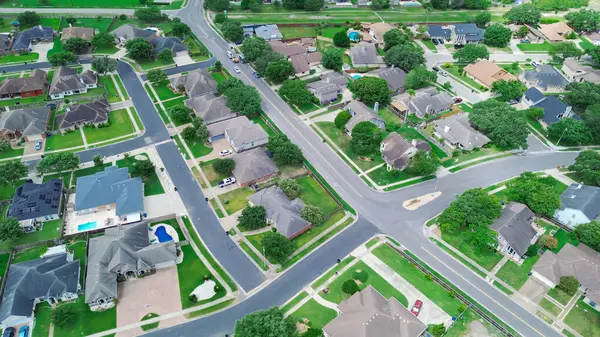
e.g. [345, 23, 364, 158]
[490, 202, 539, 263]
[522, 87, 574, 126]
[170, 69, 217, 98]
[232, 148, 279, 186]
[11, 26, 54, 52]
[0, 69, 47, 99]
[49, 66, 98, 99]
[112, 24, 156, 45]
[0, 107, 50, 142]
[85, 222, 178, 311]
[366, 67, 406, 93]
[380, 132, 430, 171]
[184, 94, 236, 124]
[248, 185, 310, 239]
[539, 22, 574, 42]
[561, 58, 600, 84]
[207, 116, 268, 152]
[532, 243, 600, 311]
[433, 113, 489, 151]
[350, 43, 384, 67]
[520, 65, 569, 92]
[61, 26, 94, 41]
[463, 60, 517, 88]
[392, 87, 453, 119]
[344, 100, 385, 135]
[56, 99, 110, 131]
[7, 179, 63, 232]
[554, 183, 600, 228]
[153, 36, 188, 57]
[323, 285, 427, 337]
[0, 253, 80, 329]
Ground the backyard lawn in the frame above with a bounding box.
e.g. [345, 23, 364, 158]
[44, 131, 84, 151]
[218, 188, 255, 215]
[99, 75, 122, 103]
[495, 255, 540, 290]
[68, 241, 87, 284]
[564, 298, 600, 337]
[51, 298, 116, 337]
[199, 159, 230, 187]
[116, 154, 165, 196]
[552, 229, 580, 253]
[83, 109, 135, 144]
[289, 299, 337, 329]
[0, 220, 62, 251]
[297, 176, 339, 215]
[279, 26, 317, 39]
[378, 107, 402, 126]
[322, 26, 346, 39]
[441, 230, 503, 271]
[177, 245, 226, 309]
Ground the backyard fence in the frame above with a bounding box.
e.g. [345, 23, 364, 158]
[413, 126, 452, 157]
[0, 251, 14, 304]
[540, 215, 573, 233]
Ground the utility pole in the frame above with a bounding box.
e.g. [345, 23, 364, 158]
[556, 127, 568, 147]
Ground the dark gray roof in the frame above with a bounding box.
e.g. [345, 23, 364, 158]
[454, 23, 485, 42]
[409, 90, 453, 117]
[248, 186, 308, 239]
[56, 99, 110, 129]
[49, 67, 97, 95]
[111, 24, 156, 41]
[232, 148, 279, 185]
[560, 184, 600, 220]
[0, 253, 79, 324]
[307, 80, 340, 95]
[534, 95, 571, 125]
[321, 72, 349, 87]
[524, 87, 545, 103]
[0, 69, 47, 96]
[12, 26, 54, 51]
[169, 69, 217, 98]
[0, 107, 50, 137]
[7, 179, 63, 221]
[370, 67, 406, 91]
[428, 25, 451, 38]
[433, 113, 489, 151]
[523, 65, 569, 91]
[74, 166, 143, 216]
[184, 94, 235, 124]
[85, 222, 177, 305]
[152, 36, 187, 56]
[490, 202, 536, 257]
[254, 24, 283, 40]
[225, 121, 269, 150]
[345, 100, 383, 131]
[350, 43, 383, 65]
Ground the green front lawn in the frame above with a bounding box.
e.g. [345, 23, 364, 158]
[52, 298, 116, 337]
[46, 38, 63, 57]
[138, 58, 174, 70]
[280, 291, 308, 314]
[183, 137, 212, 158]
[441, 230, 503, 271]
[33, 302, 52, 337]
[289, 299, 337, 329]
[0, 52, 39, 65]
[579, 37, 595, 50]
[517, 42, 553, 52]
[152, 80, 182, 101]
[539, 298, 562, 316]
[0, 220, 62, 251]
[421, 39, 438, 52]
[177, 245, 226, 309]
[240, 241, 268, 271]
[441, 146, 502, 168]
[218, 188, 255, 215]
[547, 287, 574, 306]
[199, 159, 230, 187]
[279, 26, 317, 39]
[444, 65, 487, 92]
[211, 71, 228, 84]
[0, 146, 24, 160]
[297, 175, 339, 215]
[564, 298, 600, 337]
[311, 256, 356, 289]
[367, 166, 421, 186]
[0, 253, 10, 279]
[292, 210, 345, 249]
[116, 154, 165, 196]
[495, 255, 540, 290]
[99, 75, 122, 103]
[83, 109, 135, 144]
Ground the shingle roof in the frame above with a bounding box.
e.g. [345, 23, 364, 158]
[345, 100, 383, 131]
[539, 22, 574, 41]
[559, 184, 600, 220]
[524, 87, 545, 102]
[111, 24, 156, 41]
[169, 69, 217, 98]
[350, 43, 384, 65]
[61, 27, 94, 41]
[428, 25, 452, 38]
[12, 26, 54, 51]
[433, 113, 489, 151]
[0, 69, 47, 96]
[248, 185, 307, 238]
[56, 99, 110, 129]
[207, 115, 251, 138]
[464, 60, 517, 87]
[49, 67, 97, 95]
[225, 122, 268, 150]
[152, 36, 187, 56]
[254, 24, 283, 40]
[7, 179, 63, 221]
[321, 72, 349, 87]
[490, 202, 536, 257]
[184, 94, 235, 124]
[369, 67, 406, 91]
[74, 166, 143, 216]
[381, 132, 412, 169]
[232, 148, 279, 185]
[409, 90, 453, 118]
[307, 80, 340, 95]
[525, 88, 572, 125]
[0, 107, 50, 137]
[522, 65, 569, 91]
[454, 23, 485, 42]
[269, 41, 306, 57]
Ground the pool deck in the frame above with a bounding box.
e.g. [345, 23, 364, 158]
[149, 224, 180, 243]
[64, 194, 133, 235]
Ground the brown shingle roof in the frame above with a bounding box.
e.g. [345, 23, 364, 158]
[463, 60, 517, 87]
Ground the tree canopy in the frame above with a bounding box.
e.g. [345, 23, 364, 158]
[384, 44, 425, 72]
[36, 153, 79, 176]
[125, 38, 153, 60]
[134, 7, 166, 22]
[483, 23, 512, 48]
[241, 37, 271, 62]
[279, 80, 313, 106]
[221, 20, 244, 42]
[349, 76, 390, 105]
[404, 66, 437, 90]
[547, 118, 592, 146]
[472, 11, 492, 27]
[91, 56, 117, 75]
[255, 51, 284, 75]
[565, 9, 600, 33]
[406, 151, 440, 176]
[569, 150, 600, 186]
[234, 308, 298, 337]
[48, 51, 77, 67]
[169, 105, 192, 124]
[301, 204, 325, 224]
[550, 42, 583, 63]
[157, 49, 174, 64]
[566, 82, 600, 109]
[382, 28, 410, 51]
[350, 121, 383, 156]
[238, 206, 267, 230]
[0, 218, 23, 242]
[490, 80, 525, 102]
[333, 31, 351, 48]
[503, 4, 541, 25]
[453, 43, 489, 64]
[279, 179, 300, 199]
[225, 85, 262, 116]
[438, 188, 502, 232]
[147, 69, 168, 85]
[204, 0, 231, 11]
[582, 104, 600, 141]
[213, 158, 236, 176]
[334, 110, 351, 129]
[265, 60, 294, 84]
[17, 11, 40, 27]
[322, 48, 344, 71]
[262, 231, 295, 264]
[0, 161, 28, 187]
[267, 134, 304, 165]
[470, 99, 529, 150]
[506, 172, 562, 216]
[575, 221, 600, 251]
[64, 37, 90, 54]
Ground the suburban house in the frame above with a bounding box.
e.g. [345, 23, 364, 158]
[61, 26, 95, 41]
[307, 80, 342, 105]
[232, 148, 279, 186]
[362, 22, 395, 48]
[561, 58, 600, 84]
[248, 185, 310, 239]
[490, 202, 539, 263]
[532, 243, 600, 311]
[0, 69, 47, 99]
[0, 252, 80, 329]
[0, 34, 11, 54]
[85, 222, 178, 311]
[538, 22, 574, 42]
[269, 40, 306, 59]
[433, 113, 490, 151]
[350, 43, 385, 67]
[268, 40, 321, 76]
[380, 132, 431, 171]
[323, 285, 427, 337]
[152, 36, 188, 57]
[11, 26, 54, 52]
[428, 23, 484, 44]
[254, 24, 283, 41]
[74, 166, 144, 225]
[184, 94, 236, 124]
[0, 107, 50, 142]
[365, 67, 406, 93]
[520, 65, 569, 92]
[170, 69, 217, 98]
[464, 60, 517, 88]
[49, 66, 98, 99]
[344, 100, 385, 135]
[112, 24, 157, 45]
[321, 72, 349, 88]
[56, 99, 110, 131]
[554, 183, 600, 228]
[392, 87, 453, 119]
[522, 87, 574, 126]
[207, 116, 269, 152]
[7, 179, 63, 232]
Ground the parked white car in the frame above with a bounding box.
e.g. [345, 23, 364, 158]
[218, 177, 236, 188]
[226, 51, 233, 59]
[219, 149, 233, 156]
[233, 66, 241, 74]
[440, 70, 448, 77]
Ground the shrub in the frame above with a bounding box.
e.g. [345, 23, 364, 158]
[212, 158, 235, 176]
[188, 294, 198, 302]
[52, 305, 76, 328]
[525, 244, 539, 257]
[539, 234, 558, 250]
[341, 279, 360, 295]
[278, 178, 300, 199]
[303, 328, 324, 337]
[334, 110, 351, 129]
[352, 269, 369, 283]
[558, 276, 579, 295]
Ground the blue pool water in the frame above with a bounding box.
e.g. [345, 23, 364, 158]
[77, 221, 98, 231]
[348, 31, 361, 42]
[154, 226, 173, 242]
[352, 74, 363, 79]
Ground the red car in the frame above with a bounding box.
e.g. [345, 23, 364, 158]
[453, 97, 463, 103]
[411, 300, 423, 316]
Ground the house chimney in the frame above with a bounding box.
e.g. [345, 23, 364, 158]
[373, 102, 379, 113]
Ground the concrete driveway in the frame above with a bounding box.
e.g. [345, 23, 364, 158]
[30, 42, 54, 61]
[512, 277, 549, 313]
[197, 138, 230, 162]
[22, 139, 44, 158]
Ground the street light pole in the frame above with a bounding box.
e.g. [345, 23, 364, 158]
[556, 127, 568, 147]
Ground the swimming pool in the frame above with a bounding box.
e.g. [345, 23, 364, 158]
[77, 221, 97, 231]
[348, 31, 361, 42]
[352, 74, 363, 79]
[154, 226, 173, 242]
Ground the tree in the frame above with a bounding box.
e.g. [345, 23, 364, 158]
[241, 37, 271, 62]
[558, 276, 580, 296]
[404, 66, 437, 90]
[430, 0, 449, 10]
[132, 160, 156, 182]
[430, 323, 446, 337]
[181, 126, 198, 142]
[321, 48, 344, 71]
[528, 107, 544, 120]
[279, 80, 313, 106]
[265, 60, 294, 84]
[91, 32, 115, 49]
[406, 151, 440, 176]
[36, 153, 79, 176]
[473, 11, 492, 27]
[382, 28, 410, 51]
[301, 205, 325, 224]
[350, 121, 383, 156]
[575, 221, 600, 251]
[218, 77, 244, 94]
[91, 56, 117, 75]
[303, 328, 324, 337]
[278, 179, 300, 199]
[582, 104, 600, 141]
[147, 69, 167, 85]
[189, 117, 209, 143]
[550, 42, 583, 63]
[267, 134, 304, 165]
[539, 234, 558, 250]
[0, 218, 23, 242]
[503, 3, 541, 25]
[0, 140, 9, 153]
[52, 305, 76, 329]
[225, 85, 262, 116]
[157, 49, 174, 64]
[588, 45, 600, 64]
[234, 308, 298, 337]
[467, 226, 497, 253]
[569, 151, 600, 186]
[262, 231, 295, 263]
[221, 20, 244, 42]
[48, 51, 77, 66]
[125, 38, 153, 60]
[334, 110, 351, 129]
[214, 13, 227, 24]
[483, 24, 512, 48]
[171, 21, 191, 37]
[333, 31, 350, 48]
[0, 161, 28, 187]
[93, 155, 103, 168]
[17, 11, 40, 27]
[514, 26, 530, 39]
[63, 37, 90, 54]
[205, 0, 230, 11]
[525, 244, 540, 257]
[169, 105, 192, 124]
[506, 172, 562, 216]
[214, 60, 223, 72]
[349, 76, 390, 105]
[304, 0, 323, 11]
[342, 279, 360, 295]
[548, 118, 592, 146]
[463, 0, 489, 9]
[384, 44, 425, 71]
[273, 0, 281, 8]
[566, 82, 600, 109]
[238, 206, 267, 230]
[490, 80, 524, 102]
[283, 0, 305, 9]
[255, 51, 284, 75]
[565, 9, 600, 33]
[213, 158, 236, 175]
[438, 188, 502, 232]
[470, 99, 529, 150]
[134, 7, 165, 22]
[452, 43, 489, 64]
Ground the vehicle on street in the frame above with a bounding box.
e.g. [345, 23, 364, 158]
[34, 141, 42, 151]
[253, 72, 261, 78]
[453, 97, 463, 103]
[520, 39, 530, 43]
[411, 300, 423, 316]
[18, 326, 28, 337]
[531, 61, 539, 67]
[233, 66, 241, 74]
[226, 51, 233, 59]
[454, 44, 464, 49]
[432, 39, 439, 45]
[218, 177, 236, 188]
[3, 328, 15, 337]
[219, 149, 233, 156]
[440, 70, 448, 77]
[432, 66, 440, 72]
[232, 57, 240, 63]
[307, 47, 317, 52]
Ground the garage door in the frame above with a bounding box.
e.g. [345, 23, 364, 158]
[210, 134, 225, 142]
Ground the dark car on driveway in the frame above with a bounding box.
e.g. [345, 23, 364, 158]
[3, 327, 15, 337]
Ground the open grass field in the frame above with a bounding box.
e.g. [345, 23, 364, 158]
[177, 245, 226, 309]
[279, 26, 317, 39]
[83, 109, 135, 144]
